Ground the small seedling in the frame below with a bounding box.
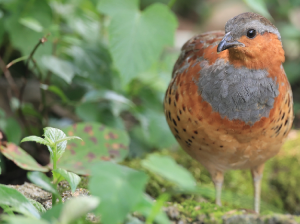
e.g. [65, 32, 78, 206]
[21, 127, 82, 206]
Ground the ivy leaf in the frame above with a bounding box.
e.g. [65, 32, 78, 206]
[21, 136, 49, 146]
[44, 127, 67, 160]
[98, 0, 177, 85]
[52, 168, 81, 193]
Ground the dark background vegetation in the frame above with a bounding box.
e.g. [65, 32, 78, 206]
[0, 0, 300, 215]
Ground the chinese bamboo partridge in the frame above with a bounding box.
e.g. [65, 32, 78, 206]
[164, 12, 294, 213]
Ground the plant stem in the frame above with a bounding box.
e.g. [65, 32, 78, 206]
[53, 143, 57, 170]
[52, 143, 57, 206]
[168, 0, 177, 8]
[6, 55, 29, 69]
[52, 193, 57, 206]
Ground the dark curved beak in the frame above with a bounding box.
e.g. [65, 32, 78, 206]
[217, 32, 245, 52]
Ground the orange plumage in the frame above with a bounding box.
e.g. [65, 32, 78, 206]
[164, 12, 293, 213]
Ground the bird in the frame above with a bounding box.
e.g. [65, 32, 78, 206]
[164, 12, 294, 213]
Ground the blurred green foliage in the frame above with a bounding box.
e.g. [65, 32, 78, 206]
[0, 0, 299, 157]
[0, 0, 179, 156]
[0, 0, 300, 220]
[0, 0, 299, 158]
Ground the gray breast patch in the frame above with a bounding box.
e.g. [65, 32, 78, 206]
[195, 59, 279, 124]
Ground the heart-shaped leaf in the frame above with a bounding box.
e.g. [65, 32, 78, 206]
[98, 0, 177, 85]
[58, 122, 130, 175]
[0, 143, 48, 172]
[53, 168, 81, 193]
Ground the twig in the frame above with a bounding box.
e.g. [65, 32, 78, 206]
[0, 57, 20, 98]
[6, 55, 29, 69]
[19, 35, 48, 106]
[17, 35, 49, 134]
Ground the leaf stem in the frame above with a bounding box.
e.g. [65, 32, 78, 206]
[168, 0, 177, 8]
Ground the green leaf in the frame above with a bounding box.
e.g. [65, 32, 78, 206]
[21, 103, 43, 120]
[131, 109, 176, 150]
[146, 193, 169, 224]
[141, 154, 196, 190]
[41, 56, 75, 84]
[52, 168, 81, 192]
[0, 143, 49, 172]
[55, 136, 82, 145]
[41, 203, 63, 221]
[58, 122, 130, 175]
[19, 17, 43, 32]
[65, 42, 114, 88]
[134, 194, 170, 224]
[4, 117, 22, 144]
[21, 136, 49, 146]
[27, 171, 60, 198]
[83, 90, 134, 107]
[44, 127, 67, 160]
[40, 84, 70, 103]
[99, 1, 177, 85]
[29, 199, 46, 214]
[0, 184, 40, 218]
[98, 0, 138, 17]
[89, 162, 148, 224]
[59, 196, 100, 224]
[4, 0, 52, 58]
[2, 216, 48, 224]
[243, 0, 273, 21]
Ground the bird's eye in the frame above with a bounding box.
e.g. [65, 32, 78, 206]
[247, 29, 256, 39]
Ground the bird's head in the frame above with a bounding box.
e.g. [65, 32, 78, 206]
[217, 12, 285, 68]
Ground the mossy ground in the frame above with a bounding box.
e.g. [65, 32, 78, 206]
[124, 130, 300, 217]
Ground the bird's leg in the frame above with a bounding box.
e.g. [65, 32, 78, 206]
[210, 170, 224, 206]
[251, 163, 265, 214]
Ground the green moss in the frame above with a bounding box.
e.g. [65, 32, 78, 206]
[124, 131, 300, 214]
[77, 176, 89, 189]
[170, 200, 242, 224]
